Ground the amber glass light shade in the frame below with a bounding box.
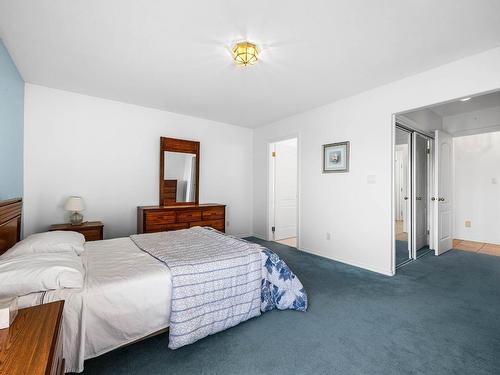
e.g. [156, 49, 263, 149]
[232, 41, 259, 66]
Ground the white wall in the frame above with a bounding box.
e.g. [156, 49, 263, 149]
[453, 132, 500, 244]
[24, 84, 253, 238]
[253, 46, 500, 275]
[443, 106, 500, 136]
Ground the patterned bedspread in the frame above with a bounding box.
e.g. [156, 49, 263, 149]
[130, 227, 307, 349]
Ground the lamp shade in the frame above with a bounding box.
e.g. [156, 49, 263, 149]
[64, 196, 85, 212]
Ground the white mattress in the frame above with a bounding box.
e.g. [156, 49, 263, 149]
[19, 237, 172, 373]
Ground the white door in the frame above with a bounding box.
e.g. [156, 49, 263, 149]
[413, 134, 429, 253]
[273, 138, 298, 240]
[434, 130, 453, 255]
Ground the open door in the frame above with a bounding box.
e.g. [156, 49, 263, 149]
[272, 138, 298, 240]
[434, 130, 453, 255]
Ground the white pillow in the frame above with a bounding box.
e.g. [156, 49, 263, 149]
[0, 252, 85, 299]
[5, 231, 85, 257]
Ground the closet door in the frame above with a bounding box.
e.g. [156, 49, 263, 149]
[413, 133, 429, 255]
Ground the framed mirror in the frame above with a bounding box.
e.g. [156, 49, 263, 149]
[160, 137, 200, 206]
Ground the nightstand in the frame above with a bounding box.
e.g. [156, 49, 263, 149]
[0, 300, 65, 375]
[49, 221, 104, 241]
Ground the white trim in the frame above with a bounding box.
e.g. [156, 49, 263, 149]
[396, 114, 435, 138]
[428, 138, 436, 251]
[391, 115, 396, 275]
[300, 247, 394, 276]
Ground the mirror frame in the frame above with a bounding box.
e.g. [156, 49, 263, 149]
[159, 137, 200, 206]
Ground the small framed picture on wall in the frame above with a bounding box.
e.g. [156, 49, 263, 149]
[323, 141, 350, 173]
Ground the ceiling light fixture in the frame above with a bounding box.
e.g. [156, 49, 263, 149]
[460, 97, 471, 101]
[232, 41, 259, 66]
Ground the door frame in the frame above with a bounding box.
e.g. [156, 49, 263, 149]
[392, 115, 435, 273]
[267, 134, 300, 248]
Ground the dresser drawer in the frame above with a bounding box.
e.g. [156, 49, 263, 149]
[177, 210, 202, 222]
[146, 211, 176, 225]
[145, 222, 189, 233]
[189, 219, 225, 231]
[202, 207, 225, 220]
[77, 228, 102, 241]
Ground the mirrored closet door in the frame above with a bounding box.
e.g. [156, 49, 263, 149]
[395, 127, 412, 267]
[413, 133, 431, 258]
[394, 123, 434, 269]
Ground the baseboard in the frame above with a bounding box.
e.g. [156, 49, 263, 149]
[243, 234, 394, 276]
[297, 247, 394, 276]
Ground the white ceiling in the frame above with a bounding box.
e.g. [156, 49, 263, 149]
[429, 91, 500, 117]
[1, 0, 500, 128]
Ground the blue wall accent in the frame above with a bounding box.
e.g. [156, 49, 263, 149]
[0, 39, 24, 200]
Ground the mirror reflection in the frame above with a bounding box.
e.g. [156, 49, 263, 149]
[395, 127, 411, 267]
[164, 151, 197, 202]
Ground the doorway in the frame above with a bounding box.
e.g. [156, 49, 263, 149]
[393, 89, 500, 273]
[394, 122, 434, 269]
[269, 138, 298, 247]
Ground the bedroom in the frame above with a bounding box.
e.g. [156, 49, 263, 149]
[1, 1, 500, 374]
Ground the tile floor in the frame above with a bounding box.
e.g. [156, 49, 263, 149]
[275, 237, 297, 247]
[453, 239, 500, 256]
[395, 220, 408, 241]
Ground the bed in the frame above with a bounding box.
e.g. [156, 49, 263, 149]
[0, 199, 307, 373]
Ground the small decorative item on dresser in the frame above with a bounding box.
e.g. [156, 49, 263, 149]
[0, 296, 18, 329]
[0, 301, 65, 375]
[64, 196, 86, 225]
[50, 221, 104, 241]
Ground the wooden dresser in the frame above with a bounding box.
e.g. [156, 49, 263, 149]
[0, 301, 65, 375]
[137, 204, 226, 234]
[0, 198, 22, 256]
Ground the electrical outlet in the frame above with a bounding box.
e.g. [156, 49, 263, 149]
[465, 220, 471, 228]
[326, 232, 331, 240]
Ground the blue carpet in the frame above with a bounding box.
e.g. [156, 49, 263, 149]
[395, 239, 410, 266]
[79, 238, 500, 375]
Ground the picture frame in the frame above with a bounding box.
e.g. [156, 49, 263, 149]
[323, 141, 350, 173]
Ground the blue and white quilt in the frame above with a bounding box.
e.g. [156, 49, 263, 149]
[260, 247, 308, 312]
[131, 227, 307, 349]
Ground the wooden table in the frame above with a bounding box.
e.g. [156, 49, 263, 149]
[50, 221, 104, 241]
[0, 300, 65, 375]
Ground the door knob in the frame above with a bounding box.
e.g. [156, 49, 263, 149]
[438, 197, 445, 201]
[431, 197, 436, 201]
[404, 197, 409, 200]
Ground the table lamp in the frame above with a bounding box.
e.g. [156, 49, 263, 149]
[64, 196, 85, 225]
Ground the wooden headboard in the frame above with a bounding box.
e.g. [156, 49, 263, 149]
[0, 198, 22, 255]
